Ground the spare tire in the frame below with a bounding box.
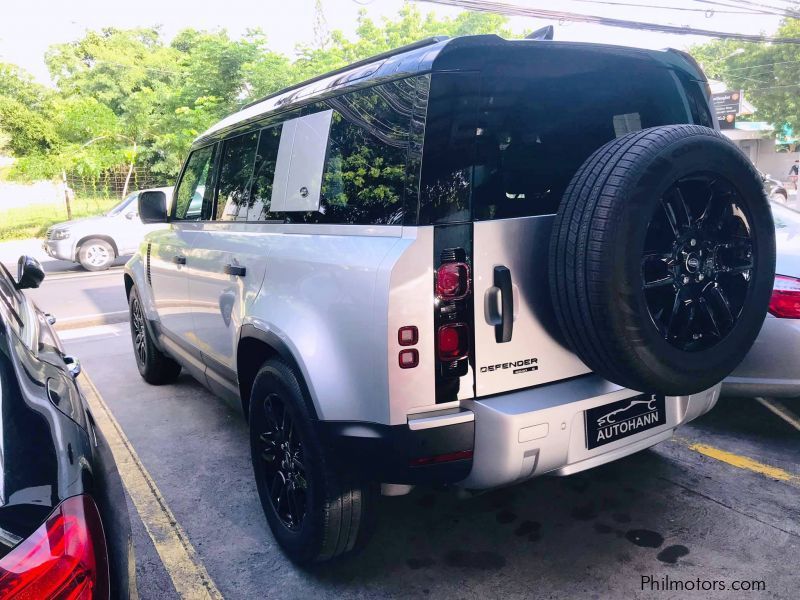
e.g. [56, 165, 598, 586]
[549, 125, 775, 395]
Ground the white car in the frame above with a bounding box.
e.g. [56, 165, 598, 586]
[723, 201, 800, 397]
[43, 186, 173, 271]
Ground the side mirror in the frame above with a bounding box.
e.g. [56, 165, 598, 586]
[16, 255, 45, 289]
[138, 190, 168, 224]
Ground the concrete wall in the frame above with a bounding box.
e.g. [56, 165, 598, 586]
[724, 133, 799, 181]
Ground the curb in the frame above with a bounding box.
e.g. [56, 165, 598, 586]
[55, 310, 129, 331]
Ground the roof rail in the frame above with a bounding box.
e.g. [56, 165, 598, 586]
[240, 36, 449, 111]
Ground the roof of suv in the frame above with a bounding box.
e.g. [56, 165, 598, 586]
[197, 34, 706, 144]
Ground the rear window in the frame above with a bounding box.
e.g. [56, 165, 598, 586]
[419, 52, 691, 224]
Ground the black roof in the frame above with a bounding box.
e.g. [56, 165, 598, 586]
[197, 34, 704, 144]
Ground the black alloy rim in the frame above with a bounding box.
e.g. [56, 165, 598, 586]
[257, 393, 307, 530]
[131, 296, 147, 365]
[641, 174, 754, 351]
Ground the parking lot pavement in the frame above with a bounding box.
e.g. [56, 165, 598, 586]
[63, 323, 800, 599]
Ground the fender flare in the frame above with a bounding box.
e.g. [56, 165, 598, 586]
[239, 324, 319, 420]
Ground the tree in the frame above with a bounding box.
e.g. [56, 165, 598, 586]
[691, 19, 800, 133]
[1, 5, 514, 184]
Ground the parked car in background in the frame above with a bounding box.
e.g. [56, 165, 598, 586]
[43, 186, 172, 271]
[761, 171, 788, 203]
[0, 257, 135, 598]
[723, 201, 800, 397]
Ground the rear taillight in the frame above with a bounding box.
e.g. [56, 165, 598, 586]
[435, 247, 471, 398]
[769, 275, 800, 318]
[437, 323, 469, 361]
[436, 262, 470, 300]
[0, 495, 109, 600]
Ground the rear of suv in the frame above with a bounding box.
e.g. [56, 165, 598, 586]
[123, 35, 776, 563]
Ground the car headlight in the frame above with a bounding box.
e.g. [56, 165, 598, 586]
[50, 229, 70, 240]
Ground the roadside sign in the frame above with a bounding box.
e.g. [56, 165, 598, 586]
[712, 90, 742, 129]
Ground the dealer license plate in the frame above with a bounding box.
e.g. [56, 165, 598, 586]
[584, 393, 666, 450]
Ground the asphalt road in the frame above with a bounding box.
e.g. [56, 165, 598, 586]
[61, 322, 800, 600]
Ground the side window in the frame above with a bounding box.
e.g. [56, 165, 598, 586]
[173, 144, 217, 221]
[248, 125, 283, 221]
[215, 131, 259, 221]
[292, 79, 414, 225]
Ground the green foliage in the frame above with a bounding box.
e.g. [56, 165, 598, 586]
[0, 196, 119, 241]
[690, 20, 800, 132]
[0, 6, 513, 185]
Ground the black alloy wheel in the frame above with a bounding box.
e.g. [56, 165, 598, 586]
[130, 294, 147, 367]
[641, 174, 754, 352]
[255, 393, 308, 531]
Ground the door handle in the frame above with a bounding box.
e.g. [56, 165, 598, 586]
[224, 264, 246, 277]
[172, 255, 186, 265]
[494, 265, 513, 343]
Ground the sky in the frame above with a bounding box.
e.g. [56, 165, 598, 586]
[0, 0, 784, 85]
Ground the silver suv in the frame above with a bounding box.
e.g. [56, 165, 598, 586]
[124, 36, 776, 563]
[44, 186, 172, 271]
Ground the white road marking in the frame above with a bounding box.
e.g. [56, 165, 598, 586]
[756, 397, 800, 433]
[57, 323, 126, 340]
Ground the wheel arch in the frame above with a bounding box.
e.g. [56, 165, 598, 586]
[75, 234, 118, 261]
[237, 325, 318, 422]
[124, 273, 134, 299]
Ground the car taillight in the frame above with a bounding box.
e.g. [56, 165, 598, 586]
[434, 247, 471, 398]
[0, 495, 109, 600]
[436, 262, 470, 300]
[769, 275, 800, 318]
[438, 324, 469, 361]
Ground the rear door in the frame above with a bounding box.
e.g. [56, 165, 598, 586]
[425, 52, 693, 398]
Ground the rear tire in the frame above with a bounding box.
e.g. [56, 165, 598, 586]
[249, 359, 376, 564]
[128, 286, 181, 385]
[549, 125, 775, 395]
[78, 238, 115, 271]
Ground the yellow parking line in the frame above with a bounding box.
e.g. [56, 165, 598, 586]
[686, 441, 800, 486]
[756, 397, 800, 433]
[80, 372, 224, 600]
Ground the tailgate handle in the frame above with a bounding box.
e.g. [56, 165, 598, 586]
[494, 265, 513, 343]
[224, 264, 246, 277]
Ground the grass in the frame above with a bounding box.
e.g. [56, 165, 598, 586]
[0, 196, 120, 241]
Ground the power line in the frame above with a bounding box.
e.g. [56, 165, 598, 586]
[417, 0, 800, 43]
[696, 0, 799, 17]
[570, 0, 758, 14]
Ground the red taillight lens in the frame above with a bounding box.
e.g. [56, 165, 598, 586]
[0, 495, 109, 600]
[769, 275, 800, 319]
[409, 450, 474, 467]
[436, 262, 470, 300]
[398, 326, 418, 346]
[399, 349, 419, 369]
[438, 323, 469, 361]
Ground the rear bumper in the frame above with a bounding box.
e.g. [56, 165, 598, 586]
[722, 317, 800, 398]
[317, 412, 475, 485]
[460, 375, 720, 489]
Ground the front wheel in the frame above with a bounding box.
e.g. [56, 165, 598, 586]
[78, 238, 115, 271]
[249, 359, 375, 564]
[128, 286, 181, 384]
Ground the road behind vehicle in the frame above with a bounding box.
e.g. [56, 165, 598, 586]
[44, 186, 172, 271]
[125, 35, 775, 563]
[724, 201, 800, 397]
[0, 257, 135, 598]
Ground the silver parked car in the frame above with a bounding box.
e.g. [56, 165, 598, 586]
[723, 201, 800, 397]
[43, 186, 173, 271]
[123, 36, 775, 563]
